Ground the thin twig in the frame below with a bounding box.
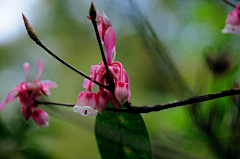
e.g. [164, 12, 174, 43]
[223, 0, 236, 8]
[22, 13, 108, 89]
[37, 88, 240, 113]
[35, 40, 108, 89]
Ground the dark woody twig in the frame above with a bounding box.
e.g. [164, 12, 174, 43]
[36, 88, 240, 113]
[223, 0, 236, 8]
[22, 13, 108, 90]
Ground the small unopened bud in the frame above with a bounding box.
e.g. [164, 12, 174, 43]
[89, 1, 97, 21]
[32, 109, 49, 128]
[22, 13, 39, 42]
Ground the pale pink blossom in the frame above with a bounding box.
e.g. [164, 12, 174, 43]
[32, 109, 49, 128]
[114, 81, 130, 105]
[73, 91, 98, 116]
[0, 59, 57, 127]
[96, 91, 109, 114]
[222, 2, 240, 34]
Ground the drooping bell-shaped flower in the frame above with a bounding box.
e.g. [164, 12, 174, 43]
[96, 91, 109, 114]
[21, 106, 32, 121]
[0, 59, 57, 127]
[222, 2, 240, 34]
[114, 81, 130, 105]
[73, 91, 98, 116]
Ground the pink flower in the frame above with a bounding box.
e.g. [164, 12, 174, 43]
[114, 81, 130, 105]
[32, 109, 49, 128]
[79, 10, 131, 116]
[73, 91, 98, 116]
[0, 59, 57, 127]
[222, 2, 240, 34]
[97, 9, 112, 42]
[96, 91, 109, 114]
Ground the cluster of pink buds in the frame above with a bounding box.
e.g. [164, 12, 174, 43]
[222, 2, 240, 34]
[73, 10, 131, 116]
[0, 59, 57, 127]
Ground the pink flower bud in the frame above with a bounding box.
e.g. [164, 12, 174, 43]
[114, 81, 129, 106]
[32, 109, 49, 128]
[96, 91, 109, 114]
[73, 91, 98, 116]
[222, 2, 240, 34]
[21, 106, 32, 121]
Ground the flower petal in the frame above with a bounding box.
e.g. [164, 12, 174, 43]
[114, 81, 129, 105]
[96, 91, 109, 114]
[97, 10, 103, 25]
[36, 58, 43, 80]
[32, 109, 49, 128]
[104, 27, 116, 64]
[221, 24, 240, 34]
[40, 80, 58, 88]
[73, 105, 98, 116]
[102, 9, 112, 29]
[40, 80, 57, 96]
[23, 62, 30, 82]
[21, 106, 32, 121]
[0, 89, 19, 111]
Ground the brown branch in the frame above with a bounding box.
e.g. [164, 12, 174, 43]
[223, 0, 236, 8]
[22, 13, 108, 90]
[36, 88, 240, 113]
[35, 41, 108, 89]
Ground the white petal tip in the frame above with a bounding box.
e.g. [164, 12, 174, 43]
[73, 105, 98, 116]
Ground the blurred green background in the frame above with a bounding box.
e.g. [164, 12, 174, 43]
[1, 0, 240, 158]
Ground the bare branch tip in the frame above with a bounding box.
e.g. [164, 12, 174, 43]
[89, 1, 97, 21]
[22, 13, 39, 42]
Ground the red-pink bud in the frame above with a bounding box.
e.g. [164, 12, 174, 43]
[21, 106, 32, 121]
[114, 81, 129, 106]
[96, 91, 109, 114]
[32, 109, 49, 128]
[73, 91, 98, 116]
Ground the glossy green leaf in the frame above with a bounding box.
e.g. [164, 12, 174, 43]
[95, 103, 152, 159]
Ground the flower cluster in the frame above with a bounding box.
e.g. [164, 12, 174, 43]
[73, 10, 131, 116]
[0, 59, 57, 127]
[222, 2, 240, 34]
[0, 4, 130, 128]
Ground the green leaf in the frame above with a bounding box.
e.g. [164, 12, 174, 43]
[95, 103, 152, 159]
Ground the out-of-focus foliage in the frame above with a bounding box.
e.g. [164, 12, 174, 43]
[1, 0, 240, 158]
